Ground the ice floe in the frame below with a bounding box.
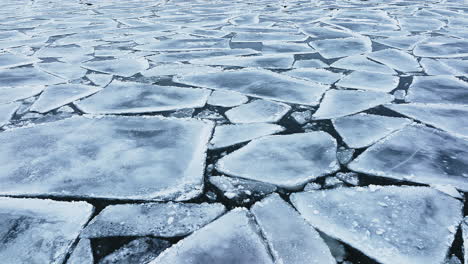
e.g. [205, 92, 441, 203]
[209, 123, 285, 149]
[225, 99, 291, 123]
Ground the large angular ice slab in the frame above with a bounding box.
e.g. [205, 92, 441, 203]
[406, 76, 468, 105]
[232, 32, 307, 42]
[37, 61, 88, 81]
[141, 64, 221, 77]
[75, 81, 210, 114]
[385, 103, 468, 138]
[0, 116, 214, 200]
[81, 202, 225, 238]
[151, 209, 274, 264]
[348, 124, 468, 191]
[0, 198, 94, 264]
[30, 84, 101, 113]
[207, 90, 248, 107]
[81, 58, 149, 77]
[35, 45, 94, 61]
[100, 238, 170, 264]
[414, 37, 468, 58]
[331, 55, 396, 74]
[0, 102, 20, 127]
[68, 239, 93, 264]
[313, 90, 394, 120]
[225, 100, 291, 123]
[209, 123, 285, 149]
[147, 49, 259, 63]
[336, 71, 399, 92]
[135, 38, 230, 51]
[291, 186, 462, 264]
[373, 35, 424, 50]
[0, 67, 63, 88]
[0, 53, 38, 69]
[251, 194, 335, 264]
[332, 113, 411, 148]
[0, 86, 44, 104]
[285, 68, 343, 85]
[367, 49, 421, 73]
[175, 69, 329, 106]
[190, 54, 294, 69]
[310, 37, 372, 59]
[217, 132, 339, 189]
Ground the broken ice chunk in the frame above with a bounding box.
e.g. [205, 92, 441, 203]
[150, 209, 274, 264]
[0, 86, 43, 104]
[331, 55, 396, 74]
[68, 239, 93, 264]
[86, 73, 113, 87]
[406, 76, 468, 105]
[285, 68, 343, 85]
[75, 81, 210, 114]
[81, 202, 224, 238]
[147, 49, 259, 63]
[336, 147, 355, 165]
[335, 172, 359, 186]
[207, 90, 248, 107]
[217, 132, 339, 189]
[30, 84, 101, 113]
[0, 198, 94, 264]
[0, 53, 38, 69]
[99, 238, 171, 264]
[336, 71, 398, 92]
[367, 49, 421, 73]
[348, 124, 468, 191]
[0, 102, 20, 127]
[332, 113, 411, 148]
[291, 186, 462, 264]
[232, 32, 307, 42]
[209, 176, 277, 204]
[190, 54, 294, 69]
[385, 103, 468, 139]
[225, 99, 291, 123]
[312, 90, 394, 120]
[251, 194, 335, 264]
[261, 42, 313, 54]
[0, 67, 63, 88]
[135, 38, 230, 51]
[141, 63, 221, 77]
[0, 116, 213, 200]
[174, 69, 329, 106]
[310, 37, 372, 59]
[294, 59, 328, 68]
[291, 110, 313, 125]
[373, 35, 425, 50]
[209, 123, 285, 149]
[81, 58, 149, 77]
[413, 37, 468, 58]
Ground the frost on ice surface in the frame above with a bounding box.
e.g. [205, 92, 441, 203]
[225, 99, 291, 123]
[81, 58, 149, 77]
[81, 202, 225, 238]
[291, 186, 462, 264]
[151, 209, 273, 264]
[209, 123, 285, 149]
[367, 49, 422, 73]
[332, 113, 411, 148]
[175, 69, 329, 106]
[0, 67, 63, 88]
[30, 84, 101, 113]
[0, 102, 20, 127]
[313, 90, 394, 120]
[348, 124, 468, 191]
[0, 116, 213, 200]
[406, 76, 468, 105]
[0, 53, 38, 69]
[385, 103, 468, 138]
[0, 197, 94, 264]
[310, 37, 372, 59]
[99, 238, 170, 264]
[330, 55, 396, 74]
[413, 37, 468, 58]
[285, 68, 343, 85]
[68, 239, 93, 264]
[209, 176, 277, 204]
[189, 54, 295, 69]
[251, 194, 335, 264]
[336, 71, 399, 92]
[75, 81, 210, 114]
[217, 132, 339, 189]
[207, 90, 248, 107]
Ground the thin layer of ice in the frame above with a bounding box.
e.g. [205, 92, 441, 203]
[189, 54, 294, 69]
[313, 90, 394, 120]
[135, 38, 230, 51]
[81, 58, 149, 77]
[36, 61, 88, 80]
[367, 49, 421, 73]
[310, 37, 372, 59]
[0, 115, 213, 200]
[0, 53, 38, 69]
[209, 123, 285, 149]
[0, 67, 64, 88]
[150, 209, 274, 264]
[291, 186, 462, 264]
[0, 86, 43, 104]
[285, 68, 343, 85]
[406, 76, 468, 105]
[207, 90, 248, 107]
[331, 55, 396, 74]
[141, 64, 221, 77]
[86, 73, 113, 87]
[251, 194, 335, 264]
[373, 35, 425, 50]
[413, 37, 468, 58]
[0, 102, 20, 127]
[225, 100, 291, 123]
[217, 132, 339, 189]
[348, 124, 468, 191]
[336, 71, 399, 92]
[0, 197, 94, 264]
[332, 113, 411, 148]
[146, 49, 259, 63]
[75, 81, 210, 114]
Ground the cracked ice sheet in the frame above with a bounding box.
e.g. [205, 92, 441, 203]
[81, 57, 149, 77]
[75, 80, 210, 114]
[385, 103, 468, 139]
[413, 37, 468, 58]
[0, 197, 94, 264]
[285, 68, 343, 85]
[336, 71, 399, 92]
[225, 100, 291, 124]
[217, 132, 339, 190]
[331, 55, 396, 74]
[134, 38, 230, 51]
[81, 202, 225, 238]
[0, 86, 43, 104]
[310, 37, 372, 59]
[367, 49, 422, 73]
[348, 124, 468, 191]
[189, 54, 295, 69]
[406, 76, 468, 105]
[0, 67, 64, 88]
[150, 208, 274, 264]
[0, 102, 20, 127]
[146, 49, 259, 63]
[209, 123, 285, 149]
[313, 89, 394, 120]
[291, 186, 462, 264]
[0, 53, 39, 69]
[0, 115, 213, 200]
[174, 69, 329, 106]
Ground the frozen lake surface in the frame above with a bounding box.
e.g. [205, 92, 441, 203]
[0, 0, 467, 263]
